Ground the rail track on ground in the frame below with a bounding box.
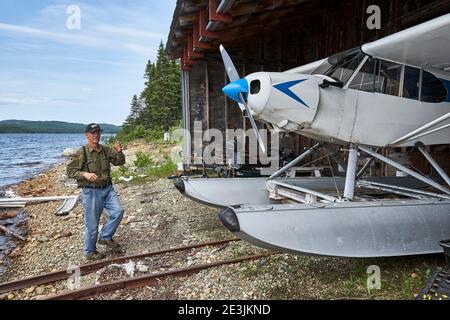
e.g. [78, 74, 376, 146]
[0, 238, 274, 300]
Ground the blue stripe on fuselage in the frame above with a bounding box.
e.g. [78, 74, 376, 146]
[273, 79, 309, 108]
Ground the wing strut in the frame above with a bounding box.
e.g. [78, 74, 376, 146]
[389, 112, 450, 146]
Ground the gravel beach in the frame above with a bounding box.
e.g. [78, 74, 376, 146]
[0, 141, 446, 300]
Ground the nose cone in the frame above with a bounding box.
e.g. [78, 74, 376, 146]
[222, 78, 248, 103]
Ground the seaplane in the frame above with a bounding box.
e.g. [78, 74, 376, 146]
[175, 13, 450, 257]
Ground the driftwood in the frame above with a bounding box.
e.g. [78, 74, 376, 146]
[0, 225, 27, 241]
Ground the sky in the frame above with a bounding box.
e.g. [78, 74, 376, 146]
[0, 0, 177, 125]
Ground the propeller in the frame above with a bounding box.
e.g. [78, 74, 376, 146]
[220, 45, 266, 154]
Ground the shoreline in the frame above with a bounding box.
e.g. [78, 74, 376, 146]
[0, 159, 68, 194]
[0, 161, 73, 278]
[0, 140, 446, 300]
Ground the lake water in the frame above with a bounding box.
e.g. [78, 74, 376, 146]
[0, 133, 114, 191]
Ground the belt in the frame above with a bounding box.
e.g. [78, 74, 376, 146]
[83, 182, 112, 189]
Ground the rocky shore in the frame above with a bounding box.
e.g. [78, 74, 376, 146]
[0, 140, 446, 300]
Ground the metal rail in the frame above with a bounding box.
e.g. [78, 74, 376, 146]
[0, 238, 240, 295]
[43, 252, 272, 300]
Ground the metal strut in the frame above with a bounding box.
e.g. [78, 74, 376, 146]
[389, 111, 450, 146]
[358, 146, 450, 195]
[357, 148, 380, 178]
[415, 142, 450, 187]
[268, 143, 321, 180]
[344, 144, 358, 200]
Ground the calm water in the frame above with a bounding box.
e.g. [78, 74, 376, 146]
[0, 133, 114, 191]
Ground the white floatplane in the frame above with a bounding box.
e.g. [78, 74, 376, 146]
[175, 13, 450, 257]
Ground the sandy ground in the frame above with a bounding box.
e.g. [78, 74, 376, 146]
[0, 141, 447, 300]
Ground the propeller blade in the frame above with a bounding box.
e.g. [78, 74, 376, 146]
[220, 44, 245, 112]
[219, 45, 240, 82]
[239, 93, 266, 154]
[220, 44, 266, 153]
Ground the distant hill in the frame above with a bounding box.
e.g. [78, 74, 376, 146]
[0, 120, 121, 134]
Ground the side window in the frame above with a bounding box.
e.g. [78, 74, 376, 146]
[348, 57, 377, 92]
[421, 71, 447, 103]
[402, 66, 420, 100]
[376, 60, 402, 96]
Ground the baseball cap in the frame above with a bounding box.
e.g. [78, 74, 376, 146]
[85, 123, 102, 133]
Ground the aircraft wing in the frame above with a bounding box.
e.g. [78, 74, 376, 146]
[361, 13, 450, 71]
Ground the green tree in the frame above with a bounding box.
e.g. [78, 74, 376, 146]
[123, 94, 142, 131]
[120, 41, 181, 137]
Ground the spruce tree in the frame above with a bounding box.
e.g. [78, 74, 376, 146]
[122, 41, 181, 134]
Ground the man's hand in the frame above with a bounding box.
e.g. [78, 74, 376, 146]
[83, 172, 98, 182]
[114, 140, 122, 153]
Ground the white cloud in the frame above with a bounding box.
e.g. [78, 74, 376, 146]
[0, 22, 162, 57]
[0, 94, 50, 106]
[0, 23, 109, 48]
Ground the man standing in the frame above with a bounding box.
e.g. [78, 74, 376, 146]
[67, 123, 126, 261]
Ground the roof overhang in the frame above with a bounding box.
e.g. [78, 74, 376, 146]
[165, 0, 314, 70]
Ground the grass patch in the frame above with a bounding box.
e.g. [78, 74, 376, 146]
[144, 158, 177, 179]
[134, 151, 154, 168]
[112, 158, 176, 184]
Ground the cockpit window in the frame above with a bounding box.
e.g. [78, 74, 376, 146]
[312, 47, 365, 84]
[421, 71, 447, 103]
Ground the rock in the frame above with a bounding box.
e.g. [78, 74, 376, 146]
[32, 230, 45, 236]
[0, 293, 9, 300]
[67, 212, 77, 219]
[0, 211, 17, 219]
[37, 236, 49, 242]
[25, 286, 35, 294]
[62, 231, 72, 238]
[36, 287, 45, 295]
[7, 294, 14, 300]
[8, 248, 22, 258]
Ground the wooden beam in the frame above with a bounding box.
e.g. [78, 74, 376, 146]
[193, 24, 212, 50]
[199, 7, 219, 39]
[178, 14, 198, 27]
[209, 0, 233, 23]
[188, 36, 204, 59]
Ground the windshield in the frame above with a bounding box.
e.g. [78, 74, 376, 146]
[312, 47, 365, 84]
